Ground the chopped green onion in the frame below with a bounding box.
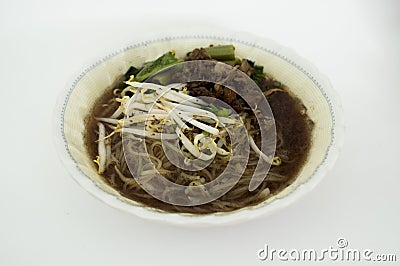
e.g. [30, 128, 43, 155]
[207, 103, 231, 117]
[251, 73, 265, 85]
[204, 45, 235, 61]
[222, 57, 242, 66]
[254, 65, 264, 73]
[208, 103, 219, 114]
[216, 108, 231, 117]
[273, 81, 281, 88]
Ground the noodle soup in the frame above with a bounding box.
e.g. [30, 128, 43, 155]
[55, 35, 342, 224]
[85, 45, 313, 214]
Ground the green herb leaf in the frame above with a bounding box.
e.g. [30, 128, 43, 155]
[216, 108, 231, 117]
[135, 51, 182, 82]
[273, 81, 281, 88]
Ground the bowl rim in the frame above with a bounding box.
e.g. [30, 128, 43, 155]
[53, 33, 344, 226]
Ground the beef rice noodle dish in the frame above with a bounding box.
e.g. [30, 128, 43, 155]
[85, 45, 313, 214]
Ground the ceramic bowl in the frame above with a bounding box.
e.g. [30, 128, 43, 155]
[53, 33, 344, 225]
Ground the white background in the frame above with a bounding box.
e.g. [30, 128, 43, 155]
[1, 0, 399, 265]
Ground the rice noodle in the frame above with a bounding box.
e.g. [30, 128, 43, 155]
[87, 54, 312, 214]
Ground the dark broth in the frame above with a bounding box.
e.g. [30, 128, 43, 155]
[84, 49, 313, 214]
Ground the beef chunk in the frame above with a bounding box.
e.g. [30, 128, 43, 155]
[185, 48, 212, 61]
[189, 86, 211, 97]
[239, 59, 256, 76]
[223, 87, 236, 104]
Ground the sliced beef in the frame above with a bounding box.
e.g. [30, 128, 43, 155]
[185, 48, 211, 61]
[258, 78, 276, 92]
[239, 59, 256, 76]
[189, 86, 211, 97]
[223, 87, 236, 104]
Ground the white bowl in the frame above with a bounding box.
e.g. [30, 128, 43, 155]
[53, 33, 344, 226]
